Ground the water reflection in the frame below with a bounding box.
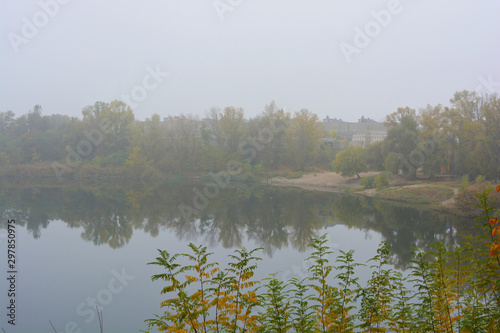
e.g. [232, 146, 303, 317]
[0, 183, 476, 268]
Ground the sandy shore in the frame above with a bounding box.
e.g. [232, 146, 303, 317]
[269, 171, 461, 212]
[269, 171, 382, 192]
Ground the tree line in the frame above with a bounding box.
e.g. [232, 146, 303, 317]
[0, 90, 499, 181]
[334, 91, 500, 181]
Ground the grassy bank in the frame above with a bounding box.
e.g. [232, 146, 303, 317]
[0, 162, 260, 188]
[374, 185, 455, 205]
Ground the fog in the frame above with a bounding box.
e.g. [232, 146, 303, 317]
[1, 0, 499, 121]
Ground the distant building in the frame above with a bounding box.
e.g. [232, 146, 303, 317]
[351, 132, 387, 147]
[322, 116, 386, 147]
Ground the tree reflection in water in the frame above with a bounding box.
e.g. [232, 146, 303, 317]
[0, 183, 476, 269]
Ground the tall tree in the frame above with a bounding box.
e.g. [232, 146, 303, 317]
[383, 107, 419, 178]
[0, 111, 16, 135]
[81, 100, 135, 156]
[165, 114, 201, 169]
[219, 106, 246, 153]
[286, 109, 322, 170]
[447, 91, 487, 178]
[482, 95, 500, 180]
[365, 142, 384, 171]
[204, 107, 223, 146]
[251, 101, 290, 168]
[27, 104, 47, 132]
[133, 113, 166, 162]
[82, 101, 109, 128]
[418, 104, 449, 177]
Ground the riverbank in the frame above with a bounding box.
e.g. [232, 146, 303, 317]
[269, 171, 483, 215]
[2, 163, 496, 217]
[270, 171, 381, 192]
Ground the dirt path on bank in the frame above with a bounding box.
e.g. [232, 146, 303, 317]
[270, 171, 460, 207]
[270, 171, 381, 192]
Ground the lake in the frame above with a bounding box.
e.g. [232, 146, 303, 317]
[0, 183, 476, 333]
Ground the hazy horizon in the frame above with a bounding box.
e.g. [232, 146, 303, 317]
[1, 0, 499, 122]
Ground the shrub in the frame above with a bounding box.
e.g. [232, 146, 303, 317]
[455, 182, 500, 217]
[286, 172, 303, 179]
[269, 171, 281, 178]
[375, 173, 389, 188]
[460, 174, 469, 190]
[95, 150, 127, 167]
[361, 176, 376, 189]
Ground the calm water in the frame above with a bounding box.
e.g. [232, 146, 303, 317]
[0, 183, 475, 333]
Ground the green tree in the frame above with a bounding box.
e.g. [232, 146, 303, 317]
[250, 101, 290, 169]
[132, 113, 165, 162]
[383, 152, 403, 175]
[164, 114, 201, 170]
[286, 109, 323, 171]
[482, 95, 500, 180]
[205, 106, 224, 146]
[418, 104, 449, 177]
[365, 142, 384, 171]
[220, 106, 246, 153]
[27, 104, 48, 132]
[446, 90, 490, 178]
[81, 100, 135, 156]
[332, 145, 367, 178]
[383, 107, 419, 178]
[0, 111, 17, 165]
[0, 110, 16, 135]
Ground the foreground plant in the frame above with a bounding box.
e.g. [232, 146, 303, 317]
[143, 244, 261, 332]
[357, 241, 396, 332]
[143, 184, 500, 333]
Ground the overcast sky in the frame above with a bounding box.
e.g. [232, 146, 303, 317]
[1, 0, 499, 122]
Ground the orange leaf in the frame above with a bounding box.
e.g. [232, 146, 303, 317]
[489, 217, 498, 226]
[497, 184, 500, 192]
[491, 243, 500, 257]
[493, 227, 500, 237]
